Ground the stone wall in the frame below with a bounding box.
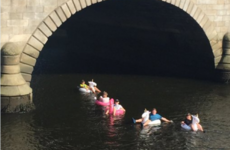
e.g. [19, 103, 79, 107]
[1, 0, 230, 46]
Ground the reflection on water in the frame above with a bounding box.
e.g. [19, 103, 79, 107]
[2, 74, 230, 150]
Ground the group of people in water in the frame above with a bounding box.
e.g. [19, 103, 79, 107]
[80, 79, 205, 132]
[132, 108, 205, 132]
[80, 79, 126, 116]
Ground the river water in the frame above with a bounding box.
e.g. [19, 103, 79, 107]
[2, 0, 230, 149]
[2, 73, 230, 150]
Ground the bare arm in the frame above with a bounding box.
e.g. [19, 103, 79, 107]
[161, 117, 172, 123]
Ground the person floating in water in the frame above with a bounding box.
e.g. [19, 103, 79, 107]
[133, 108, 172, 127]
[181, 113, 205, 133]
[132, 108, 150, 124]
[105, 99, 126, 116]
[99, 91, 110, 103]
[80, 80, 90, 92]
[88, 79, 101, 94]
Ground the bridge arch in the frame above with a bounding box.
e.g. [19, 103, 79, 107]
[19, 0, 220, 84]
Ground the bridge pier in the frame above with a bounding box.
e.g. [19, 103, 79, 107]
[1, 42, 34, 113]
[216, 33, 230, 83]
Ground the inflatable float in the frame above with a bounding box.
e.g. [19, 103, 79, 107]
[181, 115, 200, 131]
[95, 99, 110, 106]
[78, 87, 92, 93]
[148, 119, 161, 126]
[141, 110, 161, 126]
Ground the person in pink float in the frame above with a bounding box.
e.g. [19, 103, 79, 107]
[105, 99, 126, 116]
[99, 91, 110, 103]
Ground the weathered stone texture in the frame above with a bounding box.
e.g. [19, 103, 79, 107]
[56, 7, 67, 22]
[61, 3, 72, 18]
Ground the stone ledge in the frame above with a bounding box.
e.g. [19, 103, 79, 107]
[1, 65, 20, 74]
[1, 84, 32, 96]
[1, 55, 20, 65]
[1, 74, 26, 86]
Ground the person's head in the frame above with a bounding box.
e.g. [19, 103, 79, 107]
[103, 91, 108, 97]
[115, 99, 119, 104]
[82, 80, 85, 84]
[186, 113, 192, 120]
[152, 108, 157, 115]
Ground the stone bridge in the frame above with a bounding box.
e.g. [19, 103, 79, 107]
[1, 0, 230, 112]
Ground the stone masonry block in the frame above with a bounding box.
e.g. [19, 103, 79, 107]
[179, 0, 186, 9]
[182, 0, 190, 11]
[44, 17, 58, 32]
[39, 22, 52, 37]
[79, 0, 87, 9]
[186, 1, 194, 14]
[58, 0, 69, 5]
[199, 15, 208, 27]
[97, 0, 102, 2]
[1, 1, 11, 6]
[56, 7, 67, 22]
[21, 73, 32, 82]
[50, 11, 62, 27]
[10, 13, 23, 19]
[213, 48, 223, 57]
[28, 36, 44, 51]
[18, 83, 33, 95]
[197, 12, 205, 23]
[20, 63, 34, 74]
[223, 41, 230, 49]
[41, 0, 58, 6]
[193, 8, 201, 20]
[61, 3, 71, 18]
[1, 74, 26, 86]
[9, 6, 27, 13]
[44, 6, 57, 14]
[23, 44, 40, 58]
[33, 29, 48, 44]
[224, 49, 230, 55]
[211, 41, 222, 51]
[20, 53, 36, 66]
[190, 5, 198, 17]
[85, 0, 92, 6]
[26, 6, 44, 13]
[7, 20, 28, 27]
[170, 0, 176, 5]
[203, 20, 212, 32]
[1, 85, 20, 96]
[67, 0, 77, 14]
[207, 29, 218, 41]
[174, 0, 180, 7]
[197, 0, 218, 4]
[92, 0, 97, 4]
[27, 0, 41, 6]
[215, 56, 222, 65]
[1, 56, 20, 65]
[11, 0, 27, 6]
[24, 25, 37, 34]
[1, 65, 20, 74]
[221, 55, 230, 63]
[73, 0, 82, 11]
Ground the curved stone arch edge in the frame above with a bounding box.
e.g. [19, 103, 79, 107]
[19, 0, 221, 83]
[19, 0, 103, 83]
[161, 0, 221, 64]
